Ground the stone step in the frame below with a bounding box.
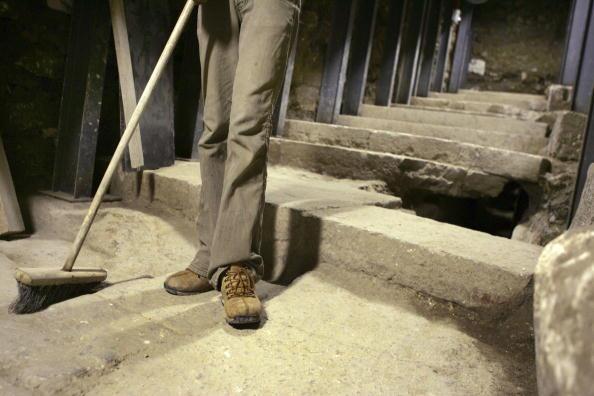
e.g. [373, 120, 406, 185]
[269, 137, 508, 198]
[360, 104, 548, 136]
[431, 90, 548, 111]
[411, 96, 543, 121]
[120, 162, 540, 317]
[283, 120, 550, 183]
[0, 252, 536, 395]
[337, 114, 548, 155]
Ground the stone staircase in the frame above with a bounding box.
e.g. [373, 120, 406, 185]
[0, 90, 551, 394]
[119, 90, 550, 322]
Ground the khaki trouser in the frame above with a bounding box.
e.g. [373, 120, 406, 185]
[188, 0, 300, 289]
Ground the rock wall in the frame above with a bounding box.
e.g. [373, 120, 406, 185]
[0, 0, 69, 192]
[468, 0, 570, 94]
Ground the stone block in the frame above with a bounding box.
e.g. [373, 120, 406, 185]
[535, 228, 594, 396]
[546, 84, 573, 111]
[547, 111, 587, 162]
[360, 104, 548, 137]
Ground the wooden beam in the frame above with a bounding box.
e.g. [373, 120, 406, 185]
[342, 0, 379, 115]
[316, 0, 357, 123]
[394, 0, 428, 104]
[109, 0, 144, 169]
[415, 0, 442, 97]
[560, 0, 594, 86]
[0, 137, 24, 236]
[119, 0, 175, 170]
[52, 0, 110, 199]
[573, 4, 594, 113]
[375, 0, 407, 106]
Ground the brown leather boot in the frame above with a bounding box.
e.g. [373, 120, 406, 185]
[221, 265, 262, 325]
[164, 269, 214, 296]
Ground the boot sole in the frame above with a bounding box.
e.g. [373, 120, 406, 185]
[164, 284, 212, 296]
[226, 315, 261, 326]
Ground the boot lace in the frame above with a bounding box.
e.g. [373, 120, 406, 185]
[223, 267, 255, 299]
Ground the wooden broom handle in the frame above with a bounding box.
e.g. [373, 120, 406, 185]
[62, 0, 197, 271]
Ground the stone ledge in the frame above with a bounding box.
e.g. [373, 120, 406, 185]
[360, 104, 548, 137]
[269, 138, 508, 198]
[284, 120, 550, 183]
[337, 115, 548, 155]
[431, 90, 548, 112]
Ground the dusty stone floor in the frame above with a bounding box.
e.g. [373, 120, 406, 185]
[0, 197, 536, 395]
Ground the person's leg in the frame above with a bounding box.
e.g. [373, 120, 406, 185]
[165, 0, 240, 295]
[188, 0, 241, 276]
[208, 0, 301, 289]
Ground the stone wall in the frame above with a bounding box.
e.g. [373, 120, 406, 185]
[0, 0, 69, 192]
[468, 0, 570, 94]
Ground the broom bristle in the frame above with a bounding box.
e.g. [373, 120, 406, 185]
[9, 281, 102, 314]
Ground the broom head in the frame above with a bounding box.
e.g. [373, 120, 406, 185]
[10, 268, 107, 314]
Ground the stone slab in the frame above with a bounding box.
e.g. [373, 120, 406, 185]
[121, 162, 402, 224]
[535, 228, 594, 396]
[124, 162, 535, 314]
[431, 90, 548, 112]
[314, 205, 541, 315]
[0, 246, 536, 395]
[270, 137, 508, 198]
[284, 120, 550, 183]
[411, 97, 543, 121]
[360, 104, 548, 137]
[337, 115, 548, 155]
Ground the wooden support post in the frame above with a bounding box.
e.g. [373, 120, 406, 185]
[342, 0, 379, 115]
[109, 0, 145, 169]
[119, 0, 175, 170]
[415, 0, 442, 97]
[571, 88, 594, 219]
[560, 0, 594, 87]
[171, 1, 203, 160]
[431, 1, 453, 92]
[376, 0, 407, 106]
[448, 2, 473, 93]
[316, 0, 357, 124]
[394, 0, 428, 104]
[273, 21, 300, 137]
[52, 0, 110, 200]
[573, 4, 594, 113]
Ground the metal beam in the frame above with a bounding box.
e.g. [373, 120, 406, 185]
[171, 1, 203, 160]
[342, 0, 379, 115]
[416, 0, 442, 97]
[573, 3, 594, 113]
[52, 0, 110, 199]
[560, 0, 594, 86]
[431, 1, 453, 92]
[448, 2, 473, 93]
[316, 0, 357, 123]
[375, 0, 407, 106]
[394, 0, 428, 104]
[120, 0, 175, 170]
[273, 20, 300, 136]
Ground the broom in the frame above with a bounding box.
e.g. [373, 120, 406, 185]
[9, 0, 198, 314]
